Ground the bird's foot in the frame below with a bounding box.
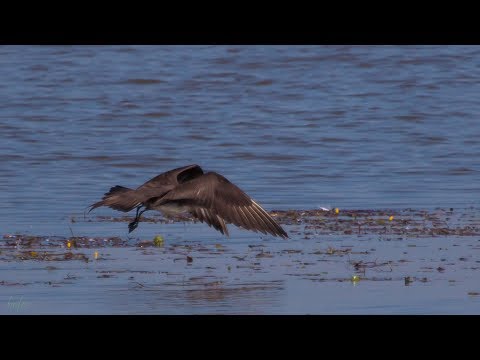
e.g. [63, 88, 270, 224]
[128, 221, 138, 233]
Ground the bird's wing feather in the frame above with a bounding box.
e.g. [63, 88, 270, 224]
[158, 172, 288, 238]
[192, 207, 229, 236]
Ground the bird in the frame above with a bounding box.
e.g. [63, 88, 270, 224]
[88, 164, 288, 238]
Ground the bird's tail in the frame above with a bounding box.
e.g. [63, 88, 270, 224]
[88, 185, 142, 213]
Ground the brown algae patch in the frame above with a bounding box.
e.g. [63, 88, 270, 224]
[2, 234, 128, 249]
[88, 207, 480, 238]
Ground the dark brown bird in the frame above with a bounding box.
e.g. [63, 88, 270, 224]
[88, 164, 288, 238]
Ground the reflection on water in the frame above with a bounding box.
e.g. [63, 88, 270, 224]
[139, 281, 284, 314]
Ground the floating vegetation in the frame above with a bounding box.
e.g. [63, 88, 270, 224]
[1, 234, 127, 249]
[404, 276, 429, 285]
[153, 235, 165, 247]
[349, 260, 393, 273]
[266, 208, 480, 237]
[14, 250, 89, 262]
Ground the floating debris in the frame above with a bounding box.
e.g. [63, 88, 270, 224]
[351, 275, 361, 283]
[153, 235, 164, 247]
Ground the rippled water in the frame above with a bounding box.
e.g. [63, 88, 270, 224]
[1, 45, 480, 235]
[1, 46, 480, 314]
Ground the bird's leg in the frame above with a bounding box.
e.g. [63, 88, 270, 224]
[134, 205, 142, 219]
[128, 206, 147, 233]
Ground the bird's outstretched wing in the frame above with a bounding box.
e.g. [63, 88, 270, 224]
[154, 172, 288, 238]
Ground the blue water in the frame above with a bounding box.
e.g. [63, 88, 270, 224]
[1, 46, 480, 314]
[1, 46, 480, 235]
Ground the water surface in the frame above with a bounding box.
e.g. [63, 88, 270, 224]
[1, 46, 479, 314]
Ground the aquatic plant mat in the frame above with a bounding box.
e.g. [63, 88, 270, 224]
[2, 208, 480, 314]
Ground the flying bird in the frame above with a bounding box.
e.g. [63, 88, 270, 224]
[88, 164, 288, 238]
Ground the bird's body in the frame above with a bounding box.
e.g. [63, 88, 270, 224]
[89, 164, 288, 238]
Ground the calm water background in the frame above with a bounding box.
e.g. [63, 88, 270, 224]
[1, 46, 480, 314]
